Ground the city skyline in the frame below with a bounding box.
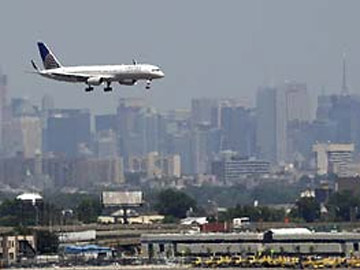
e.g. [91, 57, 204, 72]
[1, 1, 360, 114]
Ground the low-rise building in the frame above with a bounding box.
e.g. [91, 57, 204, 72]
[211, 157, 270, 183]
[313, 143, 354, 177]
[0, 235, 36, 265]
[141, 229, 360, 259]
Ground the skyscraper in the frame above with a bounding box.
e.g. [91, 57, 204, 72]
[3, 116, 42, 158]
[191, 98, 218, 127]
[0, 70, 8, 151]
[284, 82, 311, 123]
[116, 98, 146, 168]
[45, 109, 91, 157]
[256, 86, 287, 164]
[220, 104, 256, 157]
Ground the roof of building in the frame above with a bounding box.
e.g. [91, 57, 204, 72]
[16, 193, 42, 205]
[267, 228, 312, 235]
[64, 245, 111, 254]
[180, 217, 208, 225]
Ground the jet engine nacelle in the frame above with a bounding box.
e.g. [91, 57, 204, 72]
[119, 79, 137, 86]
[87, 77, 103, 86]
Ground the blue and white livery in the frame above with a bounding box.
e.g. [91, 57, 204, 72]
[31, 42, 164, 92]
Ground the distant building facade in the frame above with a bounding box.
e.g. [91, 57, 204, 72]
[212, 153, 270, 183]
[313, 143, 354, 177]
[3, 116, 42, 158]
[45, 109, 91, 157]
[256, 86, 287, 164]
[129, 152, 181, 179]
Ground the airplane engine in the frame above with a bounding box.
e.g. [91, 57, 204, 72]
[87, 77, 103, 86]
[119, 79, 137, 86]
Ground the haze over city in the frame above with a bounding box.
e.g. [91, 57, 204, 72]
[3, 1, 360, 268]
[1, 0, 360, 114]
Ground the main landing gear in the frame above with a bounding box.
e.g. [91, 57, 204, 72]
[85, 85, 94, 92]
[104, 81, 112, 92]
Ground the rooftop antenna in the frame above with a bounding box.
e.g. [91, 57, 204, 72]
[341, 52, 349, 95]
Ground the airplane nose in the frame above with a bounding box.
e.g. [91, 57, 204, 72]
[159, 71, 165, 78]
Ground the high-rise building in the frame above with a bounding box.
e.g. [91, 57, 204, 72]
[284, 82, 311, 123]
[45, 109, 91, 157]
[0, 70, 8, 151]
[42, 156, 125, 188]
[128, 152, 181, 179]
[41, 94, 54, 112]
[95, 129, 118, 158]
[95, 114, 117, 133]
[220, 104, 256, 157]
[116, 98, 145, 168]
[3, 116, 42, 158]
[191, 123, 211, 174]
[170, 131, 193, 174]
[256, 86, 287, 164]
[315, 94, 360, 149]
[313, 143, 354, 177]
[142, 107, 160, 154]
[191, 98, 218, 127]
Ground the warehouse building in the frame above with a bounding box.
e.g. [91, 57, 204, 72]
[141, 228, 360, 259]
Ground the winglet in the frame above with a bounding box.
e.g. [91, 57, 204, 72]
[31, 60, 39, 71]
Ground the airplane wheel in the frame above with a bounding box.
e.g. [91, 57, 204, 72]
[104, 87, 112, 92]
[85, 87, 94, 92]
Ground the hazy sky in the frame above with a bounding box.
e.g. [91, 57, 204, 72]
[1, 0, 360, 114]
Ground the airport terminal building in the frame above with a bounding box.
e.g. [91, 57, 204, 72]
[141, 229, 360, 259]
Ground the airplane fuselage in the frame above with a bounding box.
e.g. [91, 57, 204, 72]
[33, 42, 164, 91]
[40, 64, 164, 83]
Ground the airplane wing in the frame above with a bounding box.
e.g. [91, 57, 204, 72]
[49, 72, 90, 82]
[49, 72, 113, 82]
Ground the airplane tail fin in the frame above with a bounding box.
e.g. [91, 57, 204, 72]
[37, 41, 62, 70]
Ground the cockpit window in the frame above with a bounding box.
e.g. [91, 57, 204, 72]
[152, 68, 160, 72]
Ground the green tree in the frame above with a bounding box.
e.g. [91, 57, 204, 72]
[291, 197, 320, 222]
[327, 191, 360, 221]
[76, 197, 102, 223]
[224, 204, 285, 222]
[155, 189, 196, 219]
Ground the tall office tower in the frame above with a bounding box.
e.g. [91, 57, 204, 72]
[256, 86, 287, 164]
[45, 109, 91, 157]
[191, 123, 211, 174]
[2, 116, 42, 158]
[220, 104, 256, 157]
[95, 114, 117, 133]
[142, 107, 160, 154]
[284, 82, 311, 123]
[316, 94, 333, 122]
[41, 94, 54, 112]
[171, 131, 193, 174]
[341, 52, 349, 96]
[0, 70, 8, 151]
[116, 98, 146, 168]
[191, 98, 218, 127]
[331, 95, 360, 146]
[161, 109, 192, 174]
[95, 129, 118, 158]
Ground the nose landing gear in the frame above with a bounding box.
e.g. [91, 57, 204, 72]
[146, 79, 152, 90]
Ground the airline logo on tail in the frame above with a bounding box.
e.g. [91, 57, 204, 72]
[37, 42, 62, 70]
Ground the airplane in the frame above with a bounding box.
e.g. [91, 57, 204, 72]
[31, 42, 165, 92]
